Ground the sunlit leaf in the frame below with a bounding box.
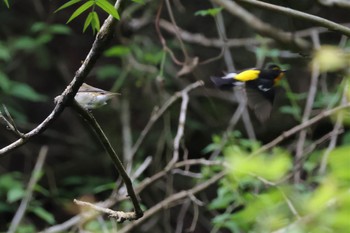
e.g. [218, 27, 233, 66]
[313, 46, 347, 72]
[226, 149, 291, 181]
[96, 0, 120, 20]
[307, 179, 337, 213]
[55, 0, 82, 13]
[66, 1, 94, 24]
[195, 7, 222, 17]
[328, 146, 350, 182]
[3, 0, 9, 8]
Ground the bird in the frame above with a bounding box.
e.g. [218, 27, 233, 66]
[74, 83, 120, 109]
[55, 83, 120, 109]
[211, 64, 286, 123]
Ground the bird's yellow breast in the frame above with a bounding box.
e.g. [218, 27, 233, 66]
[234, 69, 260, 82]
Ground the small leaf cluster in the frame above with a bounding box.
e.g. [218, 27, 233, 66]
[55, 0, 120, 33]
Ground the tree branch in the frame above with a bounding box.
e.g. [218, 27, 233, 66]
[71, 101, 143, 220]
[238, 0, 350, 37]
[211, 0, 310, 50]
[252, 102, 350, 155]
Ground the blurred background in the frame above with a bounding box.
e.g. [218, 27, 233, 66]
[0, 0, 350, 232]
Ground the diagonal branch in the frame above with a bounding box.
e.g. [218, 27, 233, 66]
[71, 101, 143, 220]
[252, 102, 350, 156]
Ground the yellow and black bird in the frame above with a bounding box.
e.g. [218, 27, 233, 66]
[211, 64, 286, 123]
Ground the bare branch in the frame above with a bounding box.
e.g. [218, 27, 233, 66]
[131, 81, 204, 158]
[211, 0, 310, 50]
[238, 0, 350, 37]
[73, 199, 137, 223]
[252, 102, 350, 156]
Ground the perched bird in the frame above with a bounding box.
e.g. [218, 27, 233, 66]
[55, 83, 120, 109]
[211, 64, 286, 123]
[74, 83, 120, 109]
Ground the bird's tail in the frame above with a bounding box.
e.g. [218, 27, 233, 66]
[210, 75, 243, 89]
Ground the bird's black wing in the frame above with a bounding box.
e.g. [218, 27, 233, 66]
[246, 88, 273, 123]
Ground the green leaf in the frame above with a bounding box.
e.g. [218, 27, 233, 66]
[13, 37, 37, 51]
[55, 0, 82, 13]
[0, 72, 11, 91]
[3, 0, 9, 8]
[7, 187, 25, 203]
[104, 45, 130, 57]
[0, 42, 10, 61]
[49, 24, 72, 35]
[91, 12, 100, 32]
[96, 0, 120, 20]
[279, 105, 301, 118]
[83, 12, 94, 32]
[226, 149, 291, 181]
[93, 182, 115, 193]
[95, 65, 121, 80]
[131, 0, 145, 4]
[9, 82, 47, 102]
[30, 206, 55, 224]
[195, 7, 222, 17]
[328, 146, 350, 182]
[66, 1, 95, 24]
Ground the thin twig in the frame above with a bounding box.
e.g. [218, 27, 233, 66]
[319, 0, 350, 8]
[73, 199, 136, 222]
[131, 81, 204, 159]
[294, 32, 320, 183]
[121, 98, 133, 174]
[8, 146, 48, 233]
[159, 19, 350, 49]
[165, 82, 199, 170]
[71, 101, 143, 219]
[318, 86, 347, 174]
[252, 102, 350, 156]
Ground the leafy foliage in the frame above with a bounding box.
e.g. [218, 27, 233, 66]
[208, 128, 350, 233]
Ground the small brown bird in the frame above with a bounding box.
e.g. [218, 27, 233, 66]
[74, 83, 120, 109]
